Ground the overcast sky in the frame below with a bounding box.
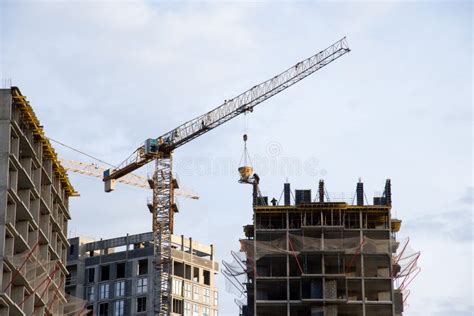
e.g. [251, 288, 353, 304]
[1, 1, 472, 315]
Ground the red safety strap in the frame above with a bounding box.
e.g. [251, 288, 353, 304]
[3, 242, 39, 292]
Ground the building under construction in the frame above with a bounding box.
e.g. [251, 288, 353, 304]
[233, 179, 404, 316]
[66, 232, 219, 316]
[0, 87, 78, 315]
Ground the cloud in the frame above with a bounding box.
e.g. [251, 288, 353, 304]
[404, 187, 474, 243]
[429, 297, 473, 316]
[458, 186, 474, 205]
[404, 208, 473, 242]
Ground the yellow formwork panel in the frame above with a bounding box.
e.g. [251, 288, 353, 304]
[254, 203, 390, 214]
[11, 87, 78, 197]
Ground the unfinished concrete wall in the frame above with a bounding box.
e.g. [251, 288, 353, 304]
[0, 87, 75, 315]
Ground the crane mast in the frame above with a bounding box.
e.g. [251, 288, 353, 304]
[103, 37, 350, 316]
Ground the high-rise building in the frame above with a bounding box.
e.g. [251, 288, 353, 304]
[67, 232, 219, 316]
[0, 87, 77, 315]
[237, 179, 403, 316]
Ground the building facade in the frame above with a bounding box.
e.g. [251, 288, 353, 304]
[239, 180, 403, 316]
[67, 232, 219, 316]
[0, 87, 77, 315]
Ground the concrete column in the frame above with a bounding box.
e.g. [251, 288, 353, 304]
[253, 213, 257, 316]
[286, 209, 290, 316]
[0, 89, 11, 293]
[360, 211, 366, 316]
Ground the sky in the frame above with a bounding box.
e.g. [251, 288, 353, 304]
[1, 1, 472, 315]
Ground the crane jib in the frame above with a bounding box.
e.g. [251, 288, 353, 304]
[104, 37, 350, 183]
[102, 37, 350, 316]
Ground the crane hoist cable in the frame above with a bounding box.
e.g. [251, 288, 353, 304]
[48, 137, 116, 168]
[238, 134, 255, 184]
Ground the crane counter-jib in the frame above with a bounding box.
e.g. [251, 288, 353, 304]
[103, 37, 350, 186]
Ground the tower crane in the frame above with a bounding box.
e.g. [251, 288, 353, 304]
[103, 37, 350, 315]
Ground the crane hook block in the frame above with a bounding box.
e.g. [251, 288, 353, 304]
[243, 134, 248, 142]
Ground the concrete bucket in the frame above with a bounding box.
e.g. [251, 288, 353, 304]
[238, 166, 253, 182]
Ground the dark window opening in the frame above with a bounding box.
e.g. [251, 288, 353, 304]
[304, 254, 322, 274]
[193, 267, 200, 283]
[325, 254, 344, 274]
[137, 297, 147, 312]
[290, 280, 301, 300]
[100, 265, 110, 281]
[257, 257, 286, 277]
[98, 303, 109, 316]
[86, 268, 95, 283]
[69, 244, 75, 256]
[116, 262, 126, 279]
[174, 261, 184, 278]
[185, 264, 192, 280]
[138, 259, 148, 275]
[256, 280, 286, 300]
[289, 255, 304, 276]
[203, 270, 210, 286]
[302, 278, 323, 299]
[172, 298, 183, 314]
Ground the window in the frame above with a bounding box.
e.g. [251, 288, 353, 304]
[99, 303, 109, 316]
[99, 283, 109, 299]
[193, 267, 200, 282]
[101, 265, 110, 281]
[204, 288, 210, 304]
[203, 270, 210, 285]
[86, 286, 95, 301]
[114, 300, 124, 316]
[138, 259, 148, 275]
[116, 262, 125, 279]
[86, 268, 95, 283]
[174, 261, 184, 278]
[115, 280, 125, 297]
[184, 282, 192, 299]
[193, 304, 199, 316]
[173, 279, 183, 296]
[214, 291, 218, 306]
[185, 265, 192, 280]
[203, 307, 210, 316]
[184, 301, 191, 316]
[172, 298, 183, 314]
[137, 278, 148, 294]
[137, 297, 147, 312]
[69, 244, 75, 256]
[193, 286, 200, 301]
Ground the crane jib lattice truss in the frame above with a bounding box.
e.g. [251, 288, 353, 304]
[103, 37, 350, 316]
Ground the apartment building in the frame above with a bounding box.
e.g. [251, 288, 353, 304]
[0, 87, 77, 315]
[238, 180, 403, 316]
[66, 232, 219, 316]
